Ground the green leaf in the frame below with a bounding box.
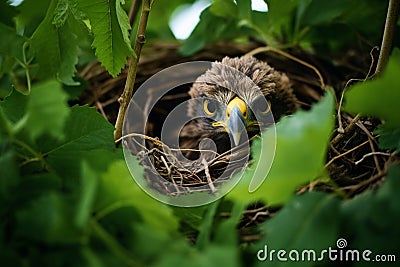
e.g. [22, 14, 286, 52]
[15, 192, 83, 244]
[209, 0, 238, 18]
[95, 160, 179, 234]
[75, 161, 98, 228]
[375, 124, 400, 152]
[266, 0, 301, 37]
[344, 50, 400, 128]
[0, 23, 27, 61]
[236, 0, 252, 21]
[196, 202, 219, 249]
[26, 80, 70, 140]
[341, 165, 400, 257]
[179, 7, 254, 56]
[254, 192, 340, 267]
[0, 88, 28, 125]
[30, 0, 79, 84]
[0, 141, 19, 199]
[228, 91, 335, 205]
[42, 105, 118, 181]
[16, 0, 51, 37]
[0, 73, 14, 99]
[0, 1, 18, 27]
[300, 0, 345, 26]
[76, 0, 133, 77]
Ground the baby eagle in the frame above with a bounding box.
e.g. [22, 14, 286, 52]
[180, 55, 299, 155]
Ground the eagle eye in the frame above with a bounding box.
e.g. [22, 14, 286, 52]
[203, 99, 217, 116]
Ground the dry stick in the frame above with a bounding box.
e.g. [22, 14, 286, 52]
[355, 121, 382, 173]
[375, 0, 400, 76]
[331, 114, 360, 146]
[355, 152, 391, 165]
[246, 46, 326, 89]
[325, 140, 369, 168]
[202, 158, 217, 193]
[114, 0, 151, 141]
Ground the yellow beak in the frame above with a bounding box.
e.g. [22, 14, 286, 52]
[226, 97, 247, 146]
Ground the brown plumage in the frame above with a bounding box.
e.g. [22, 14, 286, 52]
[180, 55, 299, 156]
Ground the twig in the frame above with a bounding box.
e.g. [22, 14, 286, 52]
[355, 120, 381, 171]
[375, 0, 400, 76]
[128, 0, 141, 26]
[331, 114, 360, 146]
[246, 46, 326, 89]
[202, 158, 216, 193]
[345, 171, 386, 196]
[95, 101, 107, 119]
[335, 46, 378, 134]
[114, 0, 152, 141]
[355, 152, 391, 165]
[336, 90, 346, 133]
[325, 140, 369, 168]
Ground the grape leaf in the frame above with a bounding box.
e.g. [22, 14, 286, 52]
[344, 48, 400, 128]
[227, 91, 335, 205]
[76, 0, 133, 77]
[30, 0, 79, 84]
[254, 192, 340, 267]
[26, 80, 70, 140]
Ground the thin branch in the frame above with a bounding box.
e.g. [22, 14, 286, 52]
[114, 0, 152, 141]
[331, 114, 360, 146]
[375, 0, 400, 76]
[128, 0, 141, 26]
[202, 158, 216, 193]
[325, 140, 369, 168]
[355, 152, 391, 165]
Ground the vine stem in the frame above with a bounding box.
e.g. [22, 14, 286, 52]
[114, 0, 151, 141]
[375, 0, 400, 76]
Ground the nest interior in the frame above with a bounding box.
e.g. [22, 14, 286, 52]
[77, 41, 397, 224]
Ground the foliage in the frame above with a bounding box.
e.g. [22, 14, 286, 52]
[1, 0, 400, 267]
[181, 0, 389, 55]
[1, 0, 132, 95]
[344, 48, 400, 152]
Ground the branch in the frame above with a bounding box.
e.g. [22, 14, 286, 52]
[375, 0, 400, 76]
[114, 0, 151, 141]
[128, 0, 141, 26]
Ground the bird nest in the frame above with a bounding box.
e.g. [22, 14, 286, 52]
[125, 133, 254, 195]
[78, 41, 395, 214]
